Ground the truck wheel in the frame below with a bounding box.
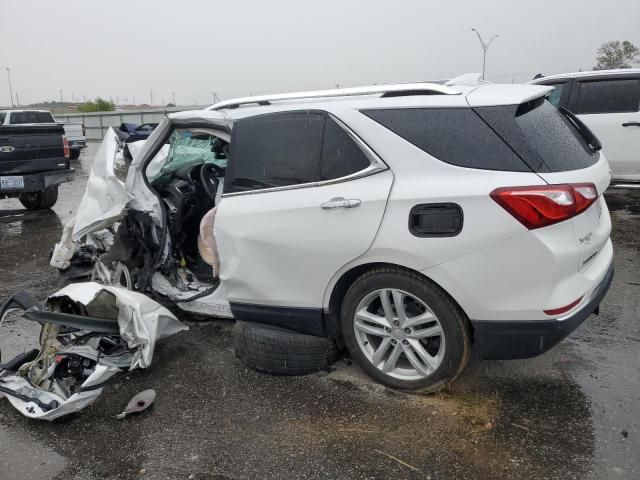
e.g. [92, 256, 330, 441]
[233, 321, 339, 376]
[340, 267, 471, 393]
[69, 149, 81, 160]
[19, 186, 59, 210]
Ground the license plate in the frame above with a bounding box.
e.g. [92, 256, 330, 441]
[0, 176, 24, 189]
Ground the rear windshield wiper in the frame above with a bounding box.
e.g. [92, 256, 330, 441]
[559, 106, 602, 152]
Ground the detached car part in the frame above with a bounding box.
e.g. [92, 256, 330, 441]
[0, 283, 186, 421]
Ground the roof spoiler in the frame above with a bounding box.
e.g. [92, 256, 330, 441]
[445, 73, 493, 86]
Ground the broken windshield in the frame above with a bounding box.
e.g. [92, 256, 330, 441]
[151, 130, 228, 181]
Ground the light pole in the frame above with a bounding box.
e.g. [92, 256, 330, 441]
[471, 29, 499, 80]
[6, 68, 14, 107]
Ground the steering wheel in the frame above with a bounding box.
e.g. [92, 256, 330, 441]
[200, 163, 224, 201]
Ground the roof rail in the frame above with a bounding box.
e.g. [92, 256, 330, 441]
[206, 83, 460, 110]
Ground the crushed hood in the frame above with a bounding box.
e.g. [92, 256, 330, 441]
[72, 129, 133, 241]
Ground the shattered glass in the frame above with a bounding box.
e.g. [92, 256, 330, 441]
[151, 131, 227, 181]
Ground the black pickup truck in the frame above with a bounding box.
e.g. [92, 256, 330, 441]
[0, 121, 74, 210]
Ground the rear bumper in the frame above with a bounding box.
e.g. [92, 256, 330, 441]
[471, 261, 614, 360]
[0, 168, 75, 196]
[68, 140, 87, 149]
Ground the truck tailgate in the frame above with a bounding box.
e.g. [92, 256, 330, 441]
[0, 124, 67, 175]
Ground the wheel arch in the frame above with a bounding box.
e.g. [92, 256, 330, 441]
[324, 261, 473, 344]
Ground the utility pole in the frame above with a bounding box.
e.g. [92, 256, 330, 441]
[172, 91, 176, 105]
[6, 68, 14, 106]
[335, 83, 340, 89]
[471, 28, 499, 80]
[211, 91, 219, 103]
[59, 89, 63, 103]
[15, 92, 20, 107]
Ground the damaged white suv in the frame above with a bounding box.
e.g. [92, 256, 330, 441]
[4, 82, 614, 398]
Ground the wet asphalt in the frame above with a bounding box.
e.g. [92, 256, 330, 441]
[0, 143, 638, 480]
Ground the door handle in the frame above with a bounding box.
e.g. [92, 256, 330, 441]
[622, 121, 640, 127]
[321, 197, 361, 209]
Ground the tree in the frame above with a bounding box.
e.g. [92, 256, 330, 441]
[78, 97, 115, 112]
[594, 41, 639, 70]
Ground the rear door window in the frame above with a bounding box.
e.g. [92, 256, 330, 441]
[362, 107, 530, 172]
[321, 117, 371, 180]
[575, 79, 640, 114]
[226, 112, 325, 192]
[0, 112, 5, 124]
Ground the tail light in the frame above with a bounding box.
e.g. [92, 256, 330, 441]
[544, 296, 583, 316]
[62, 135, 70, 158]
[490, 183, 598, 230]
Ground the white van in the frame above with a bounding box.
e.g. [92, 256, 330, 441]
[530, 69, 640, 183]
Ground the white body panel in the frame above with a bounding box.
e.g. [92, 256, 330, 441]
[576, 112, 640, 181]
[216, 170, 394, 308]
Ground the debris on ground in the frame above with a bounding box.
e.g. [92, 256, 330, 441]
[0, 282, 186, 421]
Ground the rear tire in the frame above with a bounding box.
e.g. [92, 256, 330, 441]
[233, 321, 339, 376]
[69, 149, 81, 160]
[340, 266, 470, 392]
[19, 186, 59, 210]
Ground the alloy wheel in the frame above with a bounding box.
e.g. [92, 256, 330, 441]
[353, 288, 445, 381]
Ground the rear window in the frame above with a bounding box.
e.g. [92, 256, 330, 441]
[475, 98, 599, 172]
[9, 111, 55, 124]
[362, 107, 529, 172]
[575, 79, 640, 114]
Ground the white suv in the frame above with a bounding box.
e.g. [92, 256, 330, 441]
[529, 69, 640, 183]
[50, 82, 614, 392]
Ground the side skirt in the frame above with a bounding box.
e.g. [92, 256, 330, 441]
[229, 302, 326, 337]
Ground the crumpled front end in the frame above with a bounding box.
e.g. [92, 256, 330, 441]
[0, 282, 187, 421]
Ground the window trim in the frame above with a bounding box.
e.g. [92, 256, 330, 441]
[221, 111, 387, 199]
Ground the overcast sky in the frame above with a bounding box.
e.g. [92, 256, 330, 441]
[1, 0, 639, 106]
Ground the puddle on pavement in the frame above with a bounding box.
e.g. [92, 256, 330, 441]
[604, 190, 640, 215]
[300, 360, 595, 479]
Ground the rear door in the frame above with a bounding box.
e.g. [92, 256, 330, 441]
[568, 75, 640, 181]
[216, 110, 393, 314]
